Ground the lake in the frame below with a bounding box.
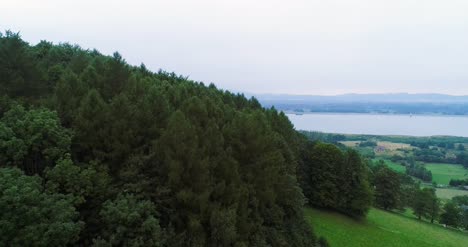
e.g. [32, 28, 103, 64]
[286, 113, 468, 137]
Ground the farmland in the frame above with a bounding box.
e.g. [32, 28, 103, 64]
[425, 163, 468, 185]
[435, 188, 468, 200]
[372, 159, 406, 173]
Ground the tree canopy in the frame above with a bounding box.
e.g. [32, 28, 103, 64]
[0, 31, 317, 246]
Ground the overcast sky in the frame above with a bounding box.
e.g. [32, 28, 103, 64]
[2, 0, 468, 95]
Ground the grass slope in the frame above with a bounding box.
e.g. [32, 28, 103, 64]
[306, 208, 468, 247]
[424, 163, 468, 185]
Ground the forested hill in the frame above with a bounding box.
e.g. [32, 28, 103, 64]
[0, 31, 318, 246]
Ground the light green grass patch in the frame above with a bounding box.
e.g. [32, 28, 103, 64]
[384, 160, 406, 173]
[372, 159, 406, 173]
[435, 188, 468, 200]
[306, 208, 468, 247]
[424, 163, 468, 185]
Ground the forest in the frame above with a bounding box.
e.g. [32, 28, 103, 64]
[2, 31, 467, 247]
[0, 31, 368, 246]
[0, 31, 319, 246]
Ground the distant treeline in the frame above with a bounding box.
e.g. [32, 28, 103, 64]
[262, 101, 468, 115]
[300, 131, 468, 146]
[449, 179, 468, 187]
[301, 131, 468, 168]
[405, 163, 432, 182]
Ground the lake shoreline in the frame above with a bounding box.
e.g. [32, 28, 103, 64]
[287, 113, 468, 137]
[283, 111, 468, 118]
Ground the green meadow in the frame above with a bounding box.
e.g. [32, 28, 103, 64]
[382, 160, 406, 173]
[435, 188, 468, 200]
[372, 159, 406, 173]
[374, 160, 468, 187]
[424, 163, 468, 185]
[306, 208, 468, 247]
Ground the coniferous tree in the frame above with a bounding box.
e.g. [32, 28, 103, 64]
[0, 31, 45, 100]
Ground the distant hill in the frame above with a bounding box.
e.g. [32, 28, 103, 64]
[253, 93, 468, 103]
[253, 93, 468, 115]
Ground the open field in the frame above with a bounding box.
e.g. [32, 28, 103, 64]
[376, 141, 412, 151]
[424, 163, 468, 185]
[435, 188, 468, 200]
[372, 159, 406, 173]
[382, 160, 406, 173]
[306, 208, 468, 247]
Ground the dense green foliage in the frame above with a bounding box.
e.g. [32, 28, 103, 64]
[93, 194, 164, 246]
[449, 179, 468, 186]
[452, 196, 468, 230]
[406, 162, 432, 182]
[0, 168, 82, 246]
[0, 105, 72, 175]
[373, 166, 401, 210]
[440, 202, 462, 228]
[411, 188, 439, 222]
[299, 142, 372, 217]
[0, 31, 316, 246]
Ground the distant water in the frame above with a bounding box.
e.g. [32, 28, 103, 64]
[286, 113, 468, 137]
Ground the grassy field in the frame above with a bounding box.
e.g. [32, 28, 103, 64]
[306, 207, 468, 247]
[424, 163, 468, 185]
[372, 159, 406, 173]
[435, 188, 468, 200]
[376, 141, 412, 151]
[383, 160, 406, 173]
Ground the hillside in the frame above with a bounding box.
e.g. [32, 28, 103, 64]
[0, 31, 316, 246]
[306, 208, 468, 247]
[3, 31, 468, 247]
